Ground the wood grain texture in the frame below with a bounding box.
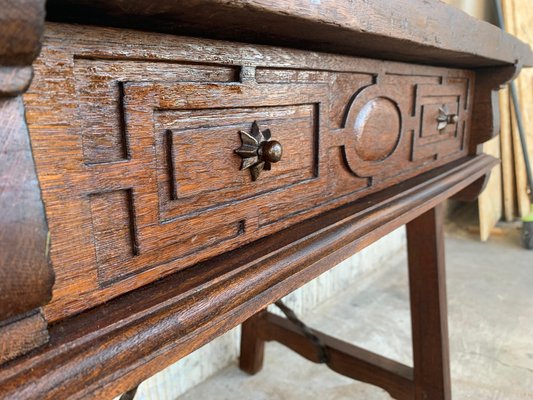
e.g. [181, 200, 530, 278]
[3, 1, 529, 392]
[469, 65, 520, 153]
[407, 204, 451, 400]
[499, 86, 516, 222]
[0, 312, 49, 364]
[239, 309, 267, 375]
[44, 0, 533, 68]
[0, 154, 497, 400]
[26, 24, 479, 322]
[478, 135, 503, 241]
[0, 97, 53, 321]
[0, 0, 53, 364]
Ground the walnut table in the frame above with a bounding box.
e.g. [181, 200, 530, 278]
[1, 1, 532, 399]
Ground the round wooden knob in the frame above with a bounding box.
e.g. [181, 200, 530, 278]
[261, 140, 283, 163]
[447, 114, 459, 124]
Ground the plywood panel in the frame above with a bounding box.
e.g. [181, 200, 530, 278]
[503, 0, 533, 217]
[479, 135, 502, 241]
[499, 86, 516, 222]
[454, 0, 503, 238]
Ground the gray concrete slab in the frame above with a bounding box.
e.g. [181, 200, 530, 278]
[178, 228, 533, 399]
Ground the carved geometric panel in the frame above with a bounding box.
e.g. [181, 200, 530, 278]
[86, 82, 326, 284]
[74, 58, 240, 164]
[411, 81, 470, 161]
[25, 25, 475, 322]
[155, 104, 319, 221]
[341, 83, 409, 178]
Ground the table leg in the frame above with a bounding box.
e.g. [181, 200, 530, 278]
[406, 204, 452, 400]
[239, 309, 267, 374]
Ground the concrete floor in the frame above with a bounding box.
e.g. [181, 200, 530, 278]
[178, 227, 533, 399]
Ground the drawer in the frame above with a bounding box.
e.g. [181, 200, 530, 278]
[90, 82, 328, 284]
[25, 24, 474, 321]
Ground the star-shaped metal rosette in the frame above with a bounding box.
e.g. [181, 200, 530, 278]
[235, 121, 283, 181]
[437, 105, 459, 131]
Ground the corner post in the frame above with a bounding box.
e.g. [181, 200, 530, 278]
[406, 203, 451, 400]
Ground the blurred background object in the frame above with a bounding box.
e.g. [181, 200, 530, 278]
[444, 0, 533, 243]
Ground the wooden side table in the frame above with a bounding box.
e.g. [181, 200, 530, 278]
[0, 1, 531, 399]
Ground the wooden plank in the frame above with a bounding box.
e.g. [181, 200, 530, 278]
[44, 0, 533, 68]
[0, 155, 498, 400]
[511, 104, 530, 217]
[503, 0, 533, 217]
[500, 86, 516, 222]
[447, 0, 503, 239]
[479, 135, 503, 241]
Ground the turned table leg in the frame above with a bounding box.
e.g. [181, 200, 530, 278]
[406, 204, 452, 400]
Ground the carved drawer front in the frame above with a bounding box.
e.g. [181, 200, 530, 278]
[89, 82, 327, 284]
[25, 24, 475, 322]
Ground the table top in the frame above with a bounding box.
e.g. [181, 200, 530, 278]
[46, 0, 533, 68]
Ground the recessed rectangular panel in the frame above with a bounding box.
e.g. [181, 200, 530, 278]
[156, 104, 318, 221]
[420, 101, 459, 139]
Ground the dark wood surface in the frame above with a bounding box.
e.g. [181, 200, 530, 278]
[28, 24, 477, 322]
[0, 155, 496, 400]
[239, 309, 267, 375]
[1, 1, 533, 397]
[44, 0, 533, 68]
[0, 0, 54, 364]
[470, 65, 522, 153]
[407, 205, 451, 400]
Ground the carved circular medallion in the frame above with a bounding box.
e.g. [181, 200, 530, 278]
[352, 97, 401, 162]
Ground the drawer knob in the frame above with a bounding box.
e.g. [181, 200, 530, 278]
[437, 105, 459, 130]
[235, 121, 283, 181]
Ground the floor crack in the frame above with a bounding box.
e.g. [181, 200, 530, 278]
[459, 351, 533, 375]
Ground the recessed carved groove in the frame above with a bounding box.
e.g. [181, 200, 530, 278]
[89, 189, 139, 282]
[75, 57, 241, 165]
[117, 81, 129, 161]
[127, 189, 140, 256]
[100, 218, 247, 287]
[166, 129, 178, 201]
[74, 54, 243, 72]
[312, 103, 320, 177]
